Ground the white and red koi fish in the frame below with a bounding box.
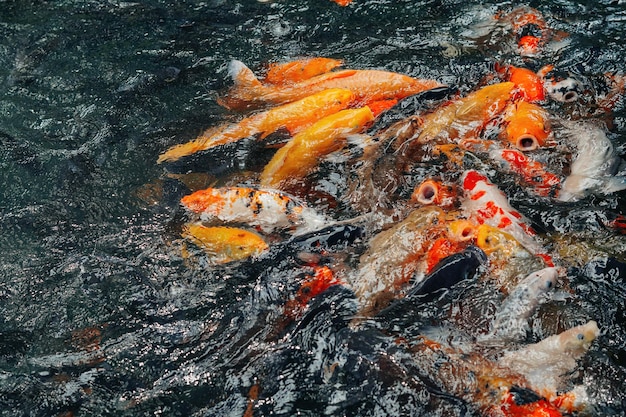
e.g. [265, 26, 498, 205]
[180, 187, 327, 234]
[461, 170, 553, 266]
[490, 149, 561, 197]
[557, 121, 626, 202]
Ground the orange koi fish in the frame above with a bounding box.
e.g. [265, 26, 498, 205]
[264, 58, 343, 84]
[330, 0, 352, 5]
[260, 106, 375, 188]
[500, 100, 552, 151]
[180, 186, 327, 234]
[158, 88, 354, 163]
[497, 64, 553, 102]
[410, 337, 566, 417]
[181, 224, 269, 263]
[217, 59, 443, 111]
[282, 266, 342, 321]
[402, 82, 515, 148]
[490, 149, 561, 197]
[461, 170, 553, 266]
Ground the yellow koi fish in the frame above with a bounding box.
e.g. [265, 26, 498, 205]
[260, 106, 375, 188]
[218, 59, 443, 111]
[396, 82, 515, 153]
[181, 224, 268, 263]
[157, 88, 354, 163]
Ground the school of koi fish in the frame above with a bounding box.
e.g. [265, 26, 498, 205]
[156, 5, 625, 417]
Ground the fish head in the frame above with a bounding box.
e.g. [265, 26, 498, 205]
[411, 179, 459, 208]
[544, 77, 582, 103]
[476, 224, 523, 256]
[447, 219, 479, 242]
[559, 321, 600, 352]
[504, 101, 551, 151]
[524, 267, 558, 297]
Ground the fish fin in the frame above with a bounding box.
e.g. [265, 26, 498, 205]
[228, 59, 263, 89]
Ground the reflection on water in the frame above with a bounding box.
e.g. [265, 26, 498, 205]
[1, 0, 626, 416]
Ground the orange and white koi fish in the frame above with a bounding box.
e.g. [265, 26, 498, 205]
[217, 59, 443, 111]
[349, 207, 475, 316]
[181, 224, 269, 263]
[557, 120, 626, 202]
[500, 100, 552, 151]
[461, 170, 553, 266]
[158, 88, 354, 163]
[490, 149, 561, 197]
[398, 82, 515, 151]
[409, 337, 567, 417]
[260, 106, 375, 188]
[499, 320, 599, 409]
[264, 58, 343, 85]
[481, 267, 557, 343]
[498, 6, 550, 57]
[181, 186, 328, 234]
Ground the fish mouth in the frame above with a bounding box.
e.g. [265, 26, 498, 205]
[414, 180, 439, 204]
[516, 134, 540, 151]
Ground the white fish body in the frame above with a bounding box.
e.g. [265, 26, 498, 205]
[499, 320, 599, 393]
[480, 267, 557, 343]
[558, 121, 626, 202]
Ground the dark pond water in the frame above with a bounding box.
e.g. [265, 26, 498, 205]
[1, 0, 626, 416]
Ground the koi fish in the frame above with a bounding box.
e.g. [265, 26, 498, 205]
[157, 88, 354, 163]
[490, 149, 561, 197]
[180, 186, 327, 234]
[330, 0, 352, 5]
[217, 59, 443, 111]
[499, 320, 599, 403]
[264, 57, 343, 84]
[544, 76, 582, 103]
[350, 207, 476, 316]
[181, 224, 269, 263]
[398, 82, 515, 150]
[499, 6, 550, 57]
[349, 207, 445, 316]
[557, 121, 626, 202]
[282, 266, 342, 322]
[497, 64, 552, 102]
[461, 170, 552, 265]
[481, 267, 557, 343]
[260, 106, 375, 188]
[410, 336, 566, 417]
[500, 100, 552, 151]
[475, 224, 547, 294]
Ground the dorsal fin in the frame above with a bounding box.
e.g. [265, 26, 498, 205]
[228, 59, 263, 88]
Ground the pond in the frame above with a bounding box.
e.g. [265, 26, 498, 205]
[1, 0, 625, 415]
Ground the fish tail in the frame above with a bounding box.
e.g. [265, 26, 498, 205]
[217, 60, 268, 110]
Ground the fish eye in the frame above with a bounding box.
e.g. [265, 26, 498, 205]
[577, 333, 585, 340]
[545, 280, 553, 289]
